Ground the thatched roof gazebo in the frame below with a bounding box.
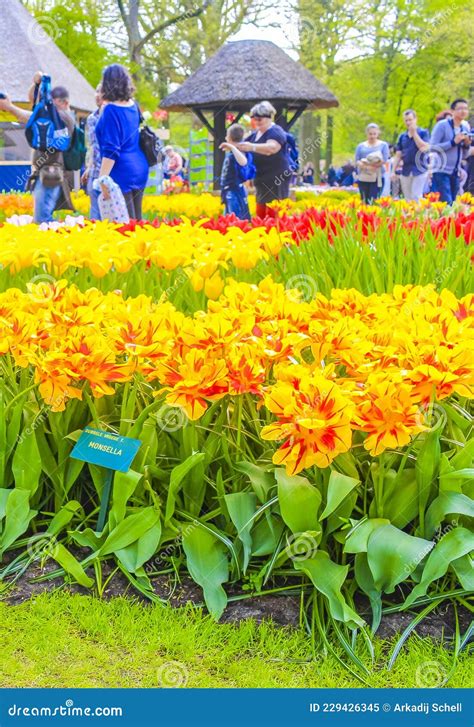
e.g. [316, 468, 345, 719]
[0, 0, 96, 113]
[160, 39, 338, 187]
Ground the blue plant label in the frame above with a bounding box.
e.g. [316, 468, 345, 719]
[70, 428, 142, 472]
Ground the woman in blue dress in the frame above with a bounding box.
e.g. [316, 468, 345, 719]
[95, 64, 148, 220]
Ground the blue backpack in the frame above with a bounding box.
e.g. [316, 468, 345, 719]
[286, 132, 299, 172]
[25, 75, 71, 152]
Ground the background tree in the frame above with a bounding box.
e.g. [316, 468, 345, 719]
[297, 0, 473, 165]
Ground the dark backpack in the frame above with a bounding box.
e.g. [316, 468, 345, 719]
[25, 75, 71, 152]
[136, 103, 164, 167]
[286, 131, 299, 172]
[63, 126, 87, 171]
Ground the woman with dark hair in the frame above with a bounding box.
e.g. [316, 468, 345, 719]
[95, 64, 148, 219]
[237, 101, 291, 218]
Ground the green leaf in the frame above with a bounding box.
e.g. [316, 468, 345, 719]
[116, 521, 162, 573]
[99, 507, 160, 556]
[109, 469, 143, 529]
[326, 492, 358, 536]
[404, 528, 474, 607]
[344, 518, 390, 553]
[449, 439, 474, 470]
[320, 471, 359, 520]
[354, 553, 382, 633]
[50, 543, 93, 588]
[5, 400, 25, 458]
[439, 454, 460, 493]
[64, 458, 85, 494]
[0, 489, 11, 520]
[294, 551, 364, 629]
[0, 489, 36, 557]
[183, 524, 228, 619]
[367, 524, 434, 593]
[234, 461, 275, 503]
[425, 492, 474, 540]
[415, 429, 440, 514]
[451, 553, 474, 591]
[47, 501, 82, 536]
[276, 469, 321, 533]
[34, 428, 61, 489]
[11, 430, 42, 496]
[70, 527, 105, 551]
[378, 468, 419, 528]
[333, 451, 359, 479]
[0, 391, 6, 477]
[442, 469, 474, 481]
[165, 452, 205, 524]
[251, 513, 285, 557]
[224, 492, 257, 572]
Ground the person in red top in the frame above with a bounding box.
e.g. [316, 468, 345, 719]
[163, 146, 184, 179]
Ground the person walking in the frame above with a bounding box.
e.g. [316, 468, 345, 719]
[95, 64, 148, 220]
[0, 72, 74, 223]
[430, 98, 471, 204]
[355, 123, 389, 203]
[392, 110, 430, 202]
[81, 84, 103, 220]
[237, 101, 291, 218]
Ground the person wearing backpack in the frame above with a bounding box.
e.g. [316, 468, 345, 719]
[286, 131, 299, 184]
[95, 64, 148, 220]
[0, 72, 75, 223]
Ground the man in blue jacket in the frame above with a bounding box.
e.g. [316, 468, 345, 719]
[430, 98, 471, 203]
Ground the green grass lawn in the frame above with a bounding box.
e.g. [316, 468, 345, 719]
[0, 593, 471, 688]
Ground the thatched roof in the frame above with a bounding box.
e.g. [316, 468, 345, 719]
[0, 0, 96, 112]
[161, 40, 338, 112]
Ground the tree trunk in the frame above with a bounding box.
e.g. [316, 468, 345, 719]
[299, 112, 321, 182]
[325, 115, 333, 169]
[127, 0, 143, 76]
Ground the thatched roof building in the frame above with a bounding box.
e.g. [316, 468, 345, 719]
[161, 40, 338, 188]
[161, 40, 338, 114]
[0, 0, 96, 112]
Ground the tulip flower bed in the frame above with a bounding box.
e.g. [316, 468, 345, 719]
[0, 192, 472, 677]
[0, 201, 472, 301]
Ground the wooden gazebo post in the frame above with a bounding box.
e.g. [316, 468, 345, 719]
[213, 107, 227, 189]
